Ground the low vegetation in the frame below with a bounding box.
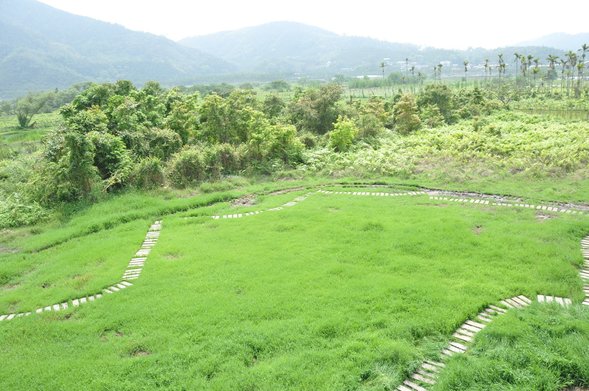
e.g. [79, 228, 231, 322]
[1, 73, 589, 390]
[1, 189, 588, 390]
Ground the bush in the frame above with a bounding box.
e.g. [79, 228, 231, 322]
[393, 94, 421, 135]
[130, 158, 165, 189]
[329, 116, 358, 152]
[166, 147, 208, 188]
[210, 143, 243, 175]
[87, 131, 131, 180]
[146, 127, 183, 160]
[0, 194, 48, 228]
[420, 104, 445, 128]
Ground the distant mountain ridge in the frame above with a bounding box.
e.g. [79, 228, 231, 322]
[518, 33, 589, 51]
[0, 1, 580, 100]
[180, 22, 566, 77]
[0, 0, 234, 99]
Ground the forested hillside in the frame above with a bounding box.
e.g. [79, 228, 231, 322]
[180, 22, 564, 76]
[0, 0, 234, 99]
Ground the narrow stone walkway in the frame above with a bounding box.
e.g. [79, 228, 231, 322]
[397, 234, 589, 391]
[429, 196, 588, 216]
[211, 194, 312, 220]
[208, 187, 589, 390]
[395, 292, 584, 390]
[0, 221, 161, 323]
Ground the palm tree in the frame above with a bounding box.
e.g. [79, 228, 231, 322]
[513, 53, 522, 79]
[463, 60, 469, 82]
[498, 53, 505, 79]
[578, 44, 588, 92]
[565, 51, 577, 96]
[532, 58, 540, 85]
[484, 59, 490, 81]
[437, 63, 443, 81]
[576, 62, 585, 98]
[559, 58, 568, 93]
[546, 54, 559, 93]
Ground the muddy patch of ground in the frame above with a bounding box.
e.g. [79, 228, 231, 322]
[536, 213, 556, 221]
[268, 187, 305, 196]
[232, 195, 257, 207]
[0, 245, 19, 254]
[472, 225, 484, 235]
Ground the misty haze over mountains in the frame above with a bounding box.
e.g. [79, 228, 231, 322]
[0, 0, 585, 99]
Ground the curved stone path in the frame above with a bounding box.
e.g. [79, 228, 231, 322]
[1, 185, 588, 388]
[209, 188, 589, 390]
[0, 221, 161, 323]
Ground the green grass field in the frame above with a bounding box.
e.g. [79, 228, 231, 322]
[1, 186, 588, 390]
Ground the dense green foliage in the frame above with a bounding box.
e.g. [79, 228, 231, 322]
[4, 76, 589, 229]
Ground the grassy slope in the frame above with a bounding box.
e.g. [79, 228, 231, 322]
[0, 112, 59, 144]
[435, 304, 589, 390]
[0, 190, 588, 390]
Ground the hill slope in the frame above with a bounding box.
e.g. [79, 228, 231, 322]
[0, 0, 234, 99]
[518, 33, 589, 51]
[180, 22, 564, 77]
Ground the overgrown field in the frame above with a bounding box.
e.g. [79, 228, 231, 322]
[1, 188, 588, 390]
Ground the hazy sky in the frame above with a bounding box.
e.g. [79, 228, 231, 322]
[37, 0, 589, 49]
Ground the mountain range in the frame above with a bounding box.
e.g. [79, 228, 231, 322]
[0, 0, 585, 99]
[0, 0, 234, 99]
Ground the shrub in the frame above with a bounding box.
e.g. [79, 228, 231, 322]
[393, 94, 421, 135]
[87, 131, 131, 180]
[166, 147, 208, 188]
[130, 158, 165, 189]
[0, 194, 48, 228]
[146, 127, 183, 160]
[329, 116, 358, 152]
[420, 104, 445, 128]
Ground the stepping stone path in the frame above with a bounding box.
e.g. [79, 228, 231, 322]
[0, 221, 162, 324]
[211, 195, 311, 220]
[210, 187, 589, 391]
[2, 185, 589, 387]
[397, 231, 589, 391]
[429, 196, 589, 216]
[583, 235, 589, 307]
[318, 190, 427, 197]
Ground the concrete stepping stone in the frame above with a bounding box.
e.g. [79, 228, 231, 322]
[465, 320, 486, 329]
[500, 299, 518, 308]
[402, 380, 428, 391]
[477, 313, 492, 323]
[421, 362, 442, 373]
[460, 323, 482, 333]
[449, 341, 468, 352]
[488, 305, 507, 314]
[511, 297, 528, 307]
[517, 295, 532, 305]
[453, 331, 473, 342]
[538, 294, 546, 302]
[0, 315, 7, 321]
[411, 373, 435, 385]
[6, 314, 15, 320]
